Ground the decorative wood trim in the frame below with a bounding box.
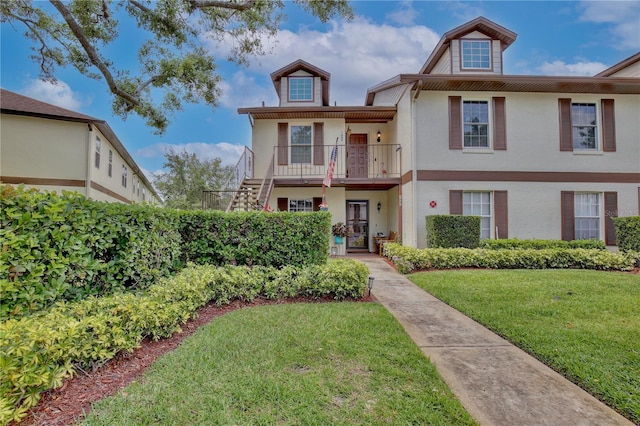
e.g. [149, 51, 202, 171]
[90, 181, 131, 204]
[494, 190, 508, 239]
[561, 191, 575, 241]
[401, 170, 413, 185]
[604, 191, 617, 245]
[0, 176, 85, 187]
[601, 99, 616, 152]
[492, 97, 506, 150]
[449, 190, 463, 214]
[277, 123, 288, 165]
[416, 170, 640, 184]
[448, 96, 462, 150]
[558, 98, 573, 152]
[313, 122, 324, 165]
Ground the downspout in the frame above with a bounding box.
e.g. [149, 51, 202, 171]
[411, 96, 418, 248]
[86, 123, 93, 198]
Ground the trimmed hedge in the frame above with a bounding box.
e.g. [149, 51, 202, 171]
[0, 186, 182, 319]
[178, 210, 330, 268]
[426, 215, 481, 248]
[613, 216, 640, 252]
[479, 238, 606, 250]
[0, 259, 369, 424]
[383, 244, 635, 274]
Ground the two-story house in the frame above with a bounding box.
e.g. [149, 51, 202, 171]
[237, 17, 640, 252]
[1, 89, 161, 205]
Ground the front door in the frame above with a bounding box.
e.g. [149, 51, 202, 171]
[346, 200, 368, 251]
[347, 134, 368, 178]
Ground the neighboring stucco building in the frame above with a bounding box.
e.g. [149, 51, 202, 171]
[1, 89, 160, 205]
[237, 17, 640, 252]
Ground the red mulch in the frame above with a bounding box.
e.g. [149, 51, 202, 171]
[15, 295, 376, 426]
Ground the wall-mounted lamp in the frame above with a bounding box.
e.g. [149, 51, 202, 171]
[377, 201, 382, 213]
[377, 131, 381, 143]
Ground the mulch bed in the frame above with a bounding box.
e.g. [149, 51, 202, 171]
[16, 294, 376, 426]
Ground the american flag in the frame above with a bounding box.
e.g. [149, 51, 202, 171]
[323, 145, 338, 187]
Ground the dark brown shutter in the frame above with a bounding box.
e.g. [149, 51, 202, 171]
[601, 99, 616, 152]
[493, 97, 507, 150]
[313, 122, 324, 165]
[313, 197, 323, 211]
[277, 123, 288, 165]
[277, 197, 288, 212]
[558, 98, 573, 152]
[494, 191, 508, 239]
[561, 191, 575, 241]
[604, 192, 618, 246]
[449, 96, 462, 150]
[449, 190, 463, 214]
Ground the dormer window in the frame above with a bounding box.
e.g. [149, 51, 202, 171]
[289, 77, 313, 101]
[461, 40, 491, 70]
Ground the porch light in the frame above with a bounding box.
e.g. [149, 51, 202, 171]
[368, 276, 375, 296]
[377, 202, 382, 213]
[377, 131, 381, 143]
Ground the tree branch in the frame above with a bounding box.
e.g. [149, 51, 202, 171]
[187, 0, 256, 11]
[49, 0, 139, 110]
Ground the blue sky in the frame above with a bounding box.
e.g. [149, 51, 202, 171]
[2, 1, 639, 179]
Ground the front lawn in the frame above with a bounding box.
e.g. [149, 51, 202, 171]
[408, 269, 640, 423]
[82, 303, 475, 425]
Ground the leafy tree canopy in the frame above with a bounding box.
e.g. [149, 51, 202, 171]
[152, 148, 233, 210]
[1, 0, 353, 134]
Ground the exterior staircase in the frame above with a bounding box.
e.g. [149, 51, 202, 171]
[227, 179, 262, 211]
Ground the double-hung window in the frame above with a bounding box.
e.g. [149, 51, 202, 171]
[463, 101, 489, 148]
[288, 77, 313, 101]
[108, 150, 113, 177]
[574, 193, 599, 240]
[95, 137, 101, 168]
[291, 125, 312, 164]
[461, 40, 491, 70]
[122, 165, 127, 188]
[571, 103, 597, 150]
[463, 192, 491, 239]
[289, 199, 313, 212]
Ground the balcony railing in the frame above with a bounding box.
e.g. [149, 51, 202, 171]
[271, 144, 401, 180]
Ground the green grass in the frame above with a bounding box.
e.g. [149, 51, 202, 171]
[82, 302, 475, 425]
[408, 269, 640, 423]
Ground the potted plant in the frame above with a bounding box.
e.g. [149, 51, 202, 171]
[331, 222, 348, 244]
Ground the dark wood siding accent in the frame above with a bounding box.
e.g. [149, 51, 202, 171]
[0, 176, 85, 187]
[449, 190, 463, 214]
[313, 122, 324, 165]
[604, 191, 618, 245]
[277, 123, 288, 165]
[415, 170, 640, 184]
[561, 191, 575, 241]
[492, 97, 507, 150]
[90, 181, 131, 204]
[601, 99, 616, 152]
[494, 190, 508, 239]
[558, 98, 573, 152]
[313, 197, 323, 211]
[449, 96, 462, 150]
[401, 170, 413, 185]
[277, 197, 288, 212]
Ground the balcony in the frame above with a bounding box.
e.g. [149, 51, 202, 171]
[271, 144, 401, 186]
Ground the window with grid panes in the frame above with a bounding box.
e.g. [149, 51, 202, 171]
[463, 191, 491, 239]
[288, 77, 312, 101]
[575, 193, 600, 240]
[291, 125, 312, 163]
[289, 199, 313, 212]
[461, 40, 491, 69]
[571, 103, 598, 149]
[463, 101, 489, 147]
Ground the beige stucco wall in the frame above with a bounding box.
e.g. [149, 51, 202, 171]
[1, 114, 87, 181]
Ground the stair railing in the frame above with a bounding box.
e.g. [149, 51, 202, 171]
[255, 154, 274, 210]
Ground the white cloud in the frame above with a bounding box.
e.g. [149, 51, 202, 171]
[22, 79, 85, 111]
[203, 17, 441, 107]
[136, 142, 246, 170]
[537, 60, 609, 76]
[386, 1, 420, 26]
[578, 1, 640, 50]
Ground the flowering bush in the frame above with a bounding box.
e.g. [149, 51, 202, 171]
[331, 222, 348, 237]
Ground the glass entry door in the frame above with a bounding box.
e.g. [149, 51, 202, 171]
[346, 201, 368, 250]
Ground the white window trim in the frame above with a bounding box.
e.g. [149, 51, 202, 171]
[462, 99, 492, 150]
[290, 124, 313, 164]
[288, 76, 314, 102]
[460, 39, 492, 70]
[289, 199, 313, 212]
[95, 137, 101, 169]
[463, 191, 493, 240]
[574, 192, 601, 240]
[571, 100, 601, 152]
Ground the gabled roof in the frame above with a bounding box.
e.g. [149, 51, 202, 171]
[595, 52, 640, 77]
[0, 88, 160, 200]
[271, 59, 331, 105]
[419, 16, 518, 75]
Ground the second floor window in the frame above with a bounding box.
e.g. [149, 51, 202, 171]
[461, 40, 491, 69]
[95, 137, 101, 168]
[572, 103, 597, 149]
[122, 165, 127, 188]
[108, 150, 113, 177]
[289, 77, 312, 101]
[463, 101, 489, 148]
[291, 125, 312, 163]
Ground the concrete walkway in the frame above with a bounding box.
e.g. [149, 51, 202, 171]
[353, 254, 632, 426]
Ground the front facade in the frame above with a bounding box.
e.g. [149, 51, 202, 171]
[0, 89, 160, 205]
[238, 17, 640, 251]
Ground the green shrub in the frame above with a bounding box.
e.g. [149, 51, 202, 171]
[613, 216, 640, 252]
[0, 186, 182, 319]
[426, 215, 481, 248]
[0, 259, 368, 423]
[383, 244, 634, 273]
[480, 238, 606, 250]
